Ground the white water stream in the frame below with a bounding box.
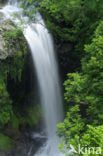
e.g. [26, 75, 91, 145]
[0, 1, 64, 156]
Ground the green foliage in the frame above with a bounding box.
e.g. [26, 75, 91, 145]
[4, 29, 23, 40]
[62, 21, 103, 125]
[23, 0, 103, 72]
[57, 105, 84, 139]
[20, 1, 38, 20]
[0, 58, 22, 129]
[11, 113, 21, 130]
[0, 69, 12, 127]
[0, 133, 15, 150]
[39, 0, 103, 43]
[0, 24, 27, 129]
[57, 20, 103, 155]
[10, 104, 42, 129]
[58, 121, 103, 155]
[25, 105, 42, 127]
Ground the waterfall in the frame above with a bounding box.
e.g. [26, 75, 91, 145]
[25, 20, 64, 156]
[24, 15, 63, 138]
[0, 1, 64, 156]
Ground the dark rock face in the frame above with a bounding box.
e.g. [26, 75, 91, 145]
[57, 43, 74, 78]
[56, 42, 81, 81]
[0, 0, 7, 7]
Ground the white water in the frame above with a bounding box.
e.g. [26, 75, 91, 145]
[0, 1, 64, 156]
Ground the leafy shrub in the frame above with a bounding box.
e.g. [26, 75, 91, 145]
[57, 20, 103, 155]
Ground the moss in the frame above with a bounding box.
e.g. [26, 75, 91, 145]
[11, 113, 26, 130]
[0, 44, 27, 128]
[0, 20, 27, 129]
[26, 105, 42, 127]
[0, 74, 12, 128]
[4, 29, 23, 39]
[10, 104, 42, 129]
[11, 113, 20, 130]
[0, 133, 15, 150]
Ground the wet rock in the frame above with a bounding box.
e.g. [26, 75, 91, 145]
[0, 12, 4, 20]
[0, 3, 3, 9]
[57, 43, 74, 76]
[0, 1, 7, 8]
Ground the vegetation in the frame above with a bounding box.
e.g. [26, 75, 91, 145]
[57, 20, 103, 155]
[0, 49, 25, 130]
[1, 0, 103, 155]
[4, 29, 23, 40]
[23, 0, 103, 71]
[0, 20, 41, 150]
[0, 133, 14, 150]
[24, 0, 103, 154]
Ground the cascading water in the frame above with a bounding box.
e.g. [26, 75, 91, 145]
[25, 16, 64, 156]
[0, 1, 64, 155]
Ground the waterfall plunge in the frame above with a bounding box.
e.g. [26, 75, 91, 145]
[0, 1, 64, 156]
[25, 22, 64, 156]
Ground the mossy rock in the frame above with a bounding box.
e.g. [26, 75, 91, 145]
[0, 133, 15, 150]
[0, 20, 27, 60]
[0, 19, 27, 129]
